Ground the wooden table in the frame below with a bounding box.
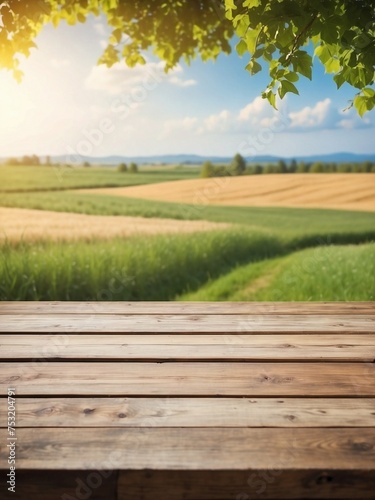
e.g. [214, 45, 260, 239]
[0, 301, 374, 499]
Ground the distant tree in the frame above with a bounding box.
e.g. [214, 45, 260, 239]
[45, 155, 51, 166]
[230, 153, 246, 176]
[32, 154, 40, 165]
[337, 163, 352, 173]
[326, 162, 337, 173]
[362, 161, 373, 173]
[117, 162, 128, 172]
[278, 159, 288, 173]
[289, 159, 298, 173]
[129, 162, 138, 173]
[310, 162, 324, 173]
[83, 161, 91, 168]
[296, 162, 308, 173]
[351, 163, 361, 173]
[200, 161, 215, 178]
[246, 164, 262, 175]
[20, 154, 40, 166]
[263, 164, 276, 174]
[5, 157, 19, 166]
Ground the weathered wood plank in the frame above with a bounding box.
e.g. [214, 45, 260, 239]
[1, 333, 374, 361]
[1, 428, 374, 470]
[118, 469, 375, 499]
[2, 469, 374, 499]
[2, 397, 374, 428]
[0, 469, 118, 500]
[0, 314, 374, 332]
[1, 301, 373, 315]
[1, 362, 374, 396]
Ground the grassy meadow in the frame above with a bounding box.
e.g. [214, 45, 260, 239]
[0, 164, 374, 301]
[0, 164, 199, 192]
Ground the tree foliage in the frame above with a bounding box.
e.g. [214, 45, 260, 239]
[117, 162, 128, 172]
[230, 152, 246, 175]
[0, 0, 374, 115]
[129, 162, 138, 173]
[227, 0, 375, 116]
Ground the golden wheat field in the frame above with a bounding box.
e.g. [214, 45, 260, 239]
[81, 173, 375, 212]
[0, 207, 230, 242]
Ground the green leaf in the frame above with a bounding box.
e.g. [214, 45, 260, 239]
[293, 51, 312, 80]
[243, 0, 261, 7]
[236, 15, 250, 38]
[236, 39, 247, 57]
[325, 57, 341, 73]
[246, 60, 262, 75]
[278, 80, 299, 99]
[314, 44, 331, 64]
[363, 87, 375, 98]
[265, 91, 277, 109]
[353, 95, 368, 117]
[77, 12, 86, 23]
[284, 71, 299, 82]
[225, 0, 236, 9]
[112, 29, 122, 44]
[245, 28, 259, 53]
[333, 72, 346, 89]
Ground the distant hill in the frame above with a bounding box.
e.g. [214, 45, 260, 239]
[2, 152, 375, 165]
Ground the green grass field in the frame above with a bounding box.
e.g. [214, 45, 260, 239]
[0, 229, 283, 300]
[0, 164, 199, 192]
[179, 243, 375, 301]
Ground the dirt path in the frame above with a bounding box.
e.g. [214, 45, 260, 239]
[80, 173, 375, 212]
[0, 207, 231, 242]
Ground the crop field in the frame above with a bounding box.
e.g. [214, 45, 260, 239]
[84, 173, 375, 212]
[0, 207, 230, 242]
[1, 165, 374, 301]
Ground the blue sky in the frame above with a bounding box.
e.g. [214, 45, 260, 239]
[1, 14, 374, 159]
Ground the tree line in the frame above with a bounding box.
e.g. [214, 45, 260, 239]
[3, 157, 139, 172]
[200, 154, 375, 178]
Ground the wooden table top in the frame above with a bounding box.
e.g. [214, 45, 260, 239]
[0, 301, 374, 499]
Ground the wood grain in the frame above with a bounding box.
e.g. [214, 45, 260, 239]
[1, 301, 373, 315]
[2, 397, 373, 428]
[1, 427, 374, 470]
[0, 470, 117, 500]
[118, 469, 375, 499]
[1, 314, 374, 332]
[1, 333, 374, 361]
[0, 362, 374, 396]
[1, 300, 374, 497]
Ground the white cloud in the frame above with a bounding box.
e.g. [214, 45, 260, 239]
[168, 76, 197, 87]
[201, 110, 231, 133]
[289, 98, 331, 128]
[238, 96, 268, 122]
[336, 107, 372, 129]
[161, 116, 199, 137]
[85, 61, 196, 95]
[337, 118, 356, 129]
